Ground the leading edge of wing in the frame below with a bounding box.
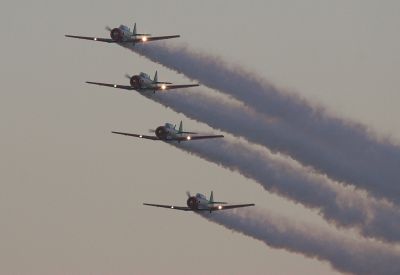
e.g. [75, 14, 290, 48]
[143, 203, 192, 211]
[65, 35, 115, 43]
[213, 203, 255, 211]
[177, 135, 224, 141]
[86, 81, 135, 90]
[111, 131, 160, 140]
[162, 84, 200, 90]
[134, 35, 180, 43]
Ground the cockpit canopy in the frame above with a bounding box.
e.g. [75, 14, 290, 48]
[164, 123, 175, 129]
[119, 25, 130, 31]
[196, 193, 206, 199]
[139, 72, 151, 79]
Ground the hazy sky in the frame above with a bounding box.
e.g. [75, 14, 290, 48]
[1, 1, 400, 274]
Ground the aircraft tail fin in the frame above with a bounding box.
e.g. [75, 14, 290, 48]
[132, 23, 137, 36]
[153, 71, 158, 83]
[177, 120, 198, 134]
[208, 191, 227, 204]
[131, 23, 150, 36]
[178, 121, 183, 133]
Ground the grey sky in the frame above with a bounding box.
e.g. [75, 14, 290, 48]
[1, 1, 399, 274]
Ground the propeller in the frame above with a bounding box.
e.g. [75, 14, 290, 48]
[105, 26, 112, 31]
[124, 74, 131, 80]
[148, 129, 156, 133]
[186, 191, 191, 198]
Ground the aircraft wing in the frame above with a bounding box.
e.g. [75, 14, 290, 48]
[143, 202, 254, 212]
[134, 35, 180, 43]
[211, 203, 255, 211]
[65, 35, 116, 43]
[143, 203, 192, 211]
[86, 81, 135, 90]
[111, 131, 159, 140]
[111, 131, 223, 142]
[158, 84, 200, 90]
[174, 134, 224, 141]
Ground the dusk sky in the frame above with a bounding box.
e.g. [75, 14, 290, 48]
[1, 1, 399, 274]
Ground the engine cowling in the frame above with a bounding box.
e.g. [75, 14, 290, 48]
[130, 75, 141, 89]
[155, 126, 168, 140]
[186, 197, 198, 210]
[110, 28, 123, 42]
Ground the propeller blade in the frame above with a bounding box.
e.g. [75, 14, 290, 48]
[124, 74, 131, 80]
[186, 191, 191, 198]
[148, 129, 156, 133]
[105, 26, 112, 31]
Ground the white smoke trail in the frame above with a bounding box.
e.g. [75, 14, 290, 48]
[173, 136, 400, 244]
[127, 42, 400, 205]
[200, 208, 400, 275]
[131, 88, 400, 243]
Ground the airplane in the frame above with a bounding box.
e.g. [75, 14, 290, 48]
[112, 121, 224, 142]
[65, 23, 179, 44]
[144, 191, 255, 213]
[86, 71, 199, 93]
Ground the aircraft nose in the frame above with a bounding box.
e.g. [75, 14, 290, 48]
[130, 75, 141, 88]
[110, 28, 122, 41]
[155, 126, 167, 139]
[186, 197, 198, 209]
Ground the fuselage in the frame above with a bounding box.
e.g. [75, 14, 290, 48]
[187, 193, 213, 210]
[130, 72, 162, 91]
[155, 123, 186, 141]
[109, 25, 134, 42]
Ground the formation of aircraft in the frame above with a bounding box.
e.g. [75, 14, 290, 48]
[86, 71, 199, 93]
[112, 121, 224, 142]
[67, 22, 255, 215]
[65, 23, 179, 44]
[144, 191, 255, 213]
